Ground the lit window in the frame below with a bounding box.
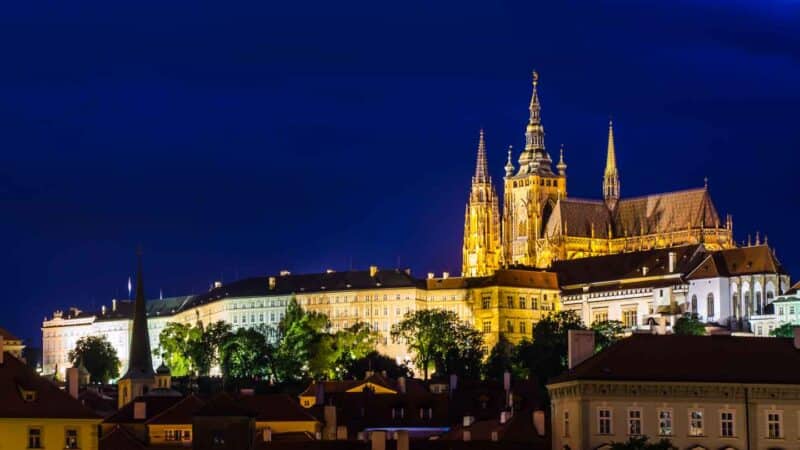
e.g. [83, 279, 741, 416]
[707, 293, 715, 317]
[628, 408, 642, 436]
[598, 408, 612, 435]
[506, 320, 514, 333]
[532, 297, 539, 309]
[519, 297, 526, 309]
[689, 410, 704, 436]
[482, 296, 491, 309]
[507, 297, 514, 308]
[622, 309, 637, 328]
[519, 322, 526, 335]
[767, 411, 782, 439]
[28, 428, 42, 449]
[658, 409, 672, 436]
[720, 411, 735, 437]
[483, 321, 492, 333]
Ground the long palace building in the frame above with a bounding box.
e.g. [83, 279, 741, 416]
[43, 72, 793, 380]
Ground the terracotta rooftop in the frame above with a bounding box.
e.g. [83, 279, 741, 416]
[687, 245, 786, 279]
[0, 352, 98, 420]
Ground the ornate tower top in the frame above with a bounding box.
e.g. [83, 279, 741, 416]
[122, 250, 155, 380]
[504, 145, 515, 177]
[518, 70, 553, 175]
[557, 144, 567, 176]
[473, 129, 490, 184]
[603, 119, 620, 210]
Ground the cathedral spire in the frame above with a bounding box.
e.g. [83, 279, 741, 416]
[557, 144, 567, 176]
[504, 145, 515, 177]
[123, 248, 154, 380]
[473, 129, 489, 184]
[603, 119, 620, 210]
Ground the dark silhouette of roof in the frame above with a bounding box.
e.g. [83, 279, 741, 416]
[550, 334, 800, 385]
[146, 394, 205, 425]
[104, 396, 183, 424]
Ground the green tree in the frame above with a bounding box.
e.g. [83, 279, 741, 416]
[68, 335, 120, 383]
[609, 435, 677, 450]
[483, 334, 523, 380]
[770, 323, 796, 337]
[591, 320, 626, 351]
[673, 313, 706, 336]
[156, 321, 233, 376]
[345, 351, 413, 379]
[391, 309, 484, 380]
[514, 310, 586, 389]
[273, 298, 330, 381]
[220, 326, 272, 379]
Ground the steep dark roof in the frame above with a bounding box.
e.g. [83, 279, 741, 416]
[550, 334, 800, 385]
[551, 245, 704, 288]
[544, 198, 611, 238]
[0, 352, 99, 419]
[194, 392, 258, 417]
[121, 257, 154, 380]
[146, 394, 205, 425]
[424, 269, 558, 291]
[687, 245, 786, 279]
[0, 327, 21, 342]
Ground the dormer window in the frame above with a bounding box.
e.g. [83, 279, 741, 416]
[22, 390, 36, 402]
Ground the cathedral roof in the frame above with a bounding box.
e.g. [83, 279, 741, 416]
[543, 187, 722, 239]
[686, 245, 787, 280]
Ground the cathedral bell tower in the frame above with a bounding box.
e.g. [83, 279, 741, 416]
[602, 120, 620, 210]
[462, 130, 502, 277]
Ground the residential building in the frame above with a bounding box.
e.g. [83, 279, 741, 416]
[548, 332, 800, 450]
[0, 326, 25, 360]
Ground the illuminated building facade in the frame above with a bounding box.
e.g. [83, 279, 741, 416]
[463, 72, 735, 274]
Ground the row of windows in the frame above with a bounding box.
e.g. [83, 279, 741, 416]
[232, 312, 284, 325]
[482, 320, 531, 335]
[301, 294, 412, 305]
[27, 428, 79, 449]
[583, 407, 784, 439]
[483, 294, 554, 310]
[231, 299, 289, 309]
[512, 177, 558, 188]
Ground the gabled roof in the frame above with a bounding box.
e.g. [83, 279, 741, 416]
[0, 327, 21, 342]
[99, 425, 147, 450]
[104, 396, 183, 424]
[550, 334, 800, 385]
[687, 245, 786, 280]
[613, 187, 720, 236]
[146, 394, 205, 425]
[300, 373, 399, 398]
[0, 352, 98, 420]
[194, 392, 258, 417]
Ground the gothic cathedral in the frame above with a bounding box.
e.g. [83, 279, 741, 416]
[462, 72, 735, 276]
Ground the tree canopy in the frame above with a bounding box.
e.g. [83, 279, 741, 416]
[68, 335, 120, 383]
[770, 323, 797, 338]
[591, 320, 626, 351]
[391, 309, 484, 380]
[515, 310, 586, 389]
[156, 321, 233, 377]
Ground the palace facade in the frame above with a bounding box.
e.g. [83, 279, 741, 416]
[462, 72, 735, 276]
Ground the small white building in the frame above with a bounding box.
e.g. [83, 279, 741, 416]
[686, 245, 790, 332]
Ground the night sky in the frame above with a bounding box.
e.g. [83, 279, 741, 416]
[2, 1, 799, 345]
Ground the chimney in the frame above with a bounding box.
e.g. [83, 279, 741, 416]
[427, 272, 434, 280]
[67, 367, 79, 399]
[668, 251, 677, 272]
[657, 316, 667, 335]
[642, 266, 649, 276]
[397, 376, 406, 394]
[462, 430, 471, 441]
[213, 281, 223, 289]
[369, 265, 379, 277]
[112, 299, 117, 311]
[794, 327, 800, 350]
[371, 431, 386, 450]
[491, 431, 499, 442]
[268, 276, 276, 290]
[567, 329, 595, 369]
[262, 428, 273, 442]
[503, 370, 511, 392]
[442, 272, 450, 279]
[133, 401, 147, 420]
[404, 268, 412, 276]
[396, 430, 409, 450]
[0, 335, 4, 364]
[449, 374, 458, 392]
[500, 411, 511, 424]
[336, 426, 348, 440]
[324, 405, 337, 439]
[532, 410, 546, 436]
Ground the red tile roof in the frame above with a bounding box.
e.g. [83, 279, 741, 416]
[146, 394, 205, 425]
[0, 352, 98, 419]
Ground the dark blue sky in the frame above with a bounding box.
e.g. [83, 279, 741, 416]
[2, 0, 799, 345]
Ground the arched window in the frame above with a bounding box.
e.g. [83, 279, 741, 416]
[767, 291, 774, 301]
[707, 293, 715, 318]
[756, 292, 763, 315]
[744, 292, 752, 315]
[691, 295, 698, 314]
[732, 293, 740, 318]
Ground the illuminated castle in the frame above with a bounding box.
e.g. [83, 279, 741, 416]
[462, 72, 735, 275]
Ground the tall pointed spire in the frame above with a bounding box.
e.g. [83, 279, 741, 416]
[123, 248, 154, 380]
[603, 119, 620, 209]
[557, 144, 567, 176]
[504, 145, 515, 177]
[473, 129, 489, 183]
[519, 70, 552, 175]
